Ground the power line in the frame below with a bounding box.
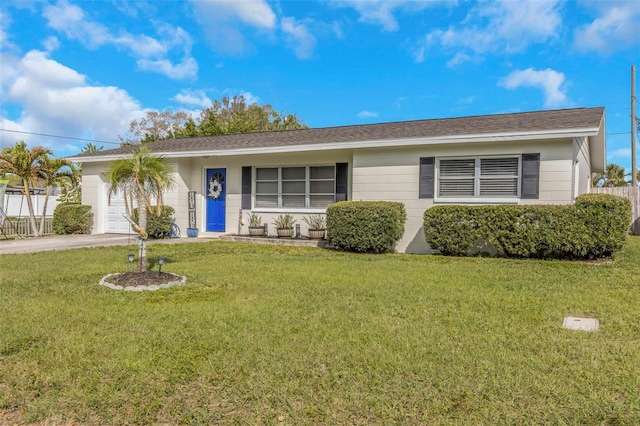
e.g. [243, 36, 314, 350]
[0, 128, 121, 145]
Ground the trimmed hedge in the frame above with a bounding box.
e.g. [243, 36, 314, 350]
[575, 193, 633, 258]
[53, 203, 93, 235]
[326, 201, 406, 253]
[423, 193, 631, 260]
[133, 206, 175, 239]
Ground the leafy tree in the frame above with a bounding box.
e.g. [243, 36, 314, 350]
[105, 147, 175, 271]
[121, 111, 190, 144]
[0, 141, 51, 236]
[193, 95, 307, 136]
[119, 95, 306, 144]
[37, 155, 73, 235]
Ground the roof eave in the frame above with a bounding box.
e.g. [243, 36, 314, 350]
[69, 127, 601, 163]
[588, 114, 606, 173]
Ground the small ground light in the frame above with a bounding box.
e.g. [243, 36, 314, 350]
[127, 253, 135, 272]
[157, 256, 165, 275]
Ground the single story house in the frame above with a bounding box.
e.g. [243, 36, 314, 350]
[70, 106, 606, 254]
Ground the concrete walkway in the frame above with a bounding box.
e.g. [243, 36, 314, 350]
[0, 234, 216, 255]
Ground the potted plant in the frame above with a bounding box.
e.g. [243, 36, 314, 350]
[303, 214, 326, 239]
[247, 212, 264, 237]
[273, 213, 296, 238]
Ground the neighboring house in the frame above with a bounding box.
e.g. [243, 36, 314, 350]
[69, 107, 606, 253]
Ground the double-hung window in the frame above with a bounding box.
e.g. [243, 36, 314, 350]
[255, 165, 336, 208]
[437, 157, 520, 199]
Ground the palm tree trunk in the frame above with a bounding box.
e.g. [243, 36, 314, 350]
[137, 192, 148, 272]
[39, 187, 51, 236]
[123, 187, 131, 217]
[22, 179, 40, 237]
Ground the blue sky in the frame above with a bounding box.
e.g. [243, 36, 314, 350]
[1, 0, 638, 172]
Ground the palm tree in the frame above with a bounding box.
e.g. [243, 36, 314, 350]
[37, 155, 72, 235]
[0, 141, 51, 236]
[56, 162, 82, 204]
[105, 147, 174, 271]
[592, 163, 628, 187]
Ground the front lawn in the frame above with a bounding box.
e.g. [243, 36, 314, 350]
[1, 238, 639, 424]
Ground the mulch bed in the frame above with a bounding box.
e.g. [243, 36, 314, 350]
[107, 271, 181, 287]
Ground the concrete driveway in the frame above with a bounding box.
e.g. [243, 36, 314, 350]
[0, 234, 215, 255]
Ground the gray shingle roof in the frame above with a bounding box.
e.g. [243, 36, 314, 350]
[72, 107, 604, 159]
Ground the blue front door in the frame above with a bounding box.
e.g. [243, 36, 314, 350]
[206, 168, 226, 232]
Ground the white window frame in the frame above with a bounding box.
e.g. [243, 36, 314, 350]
[253, 165, 336, 212]
[435, 156, 521, 203]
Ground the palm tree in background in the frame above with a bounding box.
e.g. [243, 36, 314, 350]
[592, 163, 629, 187]
[37, 155, 73, 235]
[0, 141, 51, 236]
[105, 147, 175, 271]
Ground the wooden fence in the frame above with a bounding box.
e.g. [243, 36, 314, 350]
[0, 217, 54, 238]
[591, 186, 640, 235]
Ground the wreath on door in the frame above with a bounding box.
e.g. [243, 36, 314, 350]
[208, 172, 225, 200]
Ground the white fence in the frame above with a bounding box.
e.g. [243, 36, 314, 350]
[591, 186, 640, 235]
[3, 194, 61, 217]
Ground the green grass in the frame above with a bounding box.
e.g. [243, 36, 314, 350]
[1, 238, 639, 425]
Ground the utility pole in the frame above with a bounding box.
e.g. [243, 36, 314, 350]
[632, 65, 637, 187]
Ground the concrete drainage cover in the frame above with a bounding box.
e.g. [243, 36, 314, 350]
[562, 317, 599, 331]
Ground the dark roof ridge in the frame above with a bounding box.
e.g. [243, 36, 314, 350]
[218, 106, 605, 136]
[69, 106, 605, 160]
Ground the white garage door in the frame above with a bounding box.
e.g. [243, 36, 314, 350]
[105, 191, 131, 234]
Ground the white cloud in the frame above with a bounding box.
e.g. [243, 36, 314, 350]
[42, 36, 60, 52]
[189, 0, 276, 55]
[423, 0, 561, 62]
[0, 118, 28, 150]
[574, 3, 640, 54]
[413, 46, 425, 63]
[458, 96, 476, 105]
[198, 0, 276, 28]
[18, 50, 84, 88]
[609, 148, 631, 159]
[446, 52, 474, 68]
[41, 0, 197, 79]
[0, 8, 19, 53]
[332, 0, 437, 32]
[281, 17, 317, 59]
[1, 50, 144, 155]
[137, 57, 198, 80]
[112, 33, 166, 58]
[43, 0, 110, 48]
[173, 90, 212, 109]
[358, 110, 379, 118]
[0, 53, 20, 98]
[332, 21, 344, 39]
[499, 68, 568, 108]
[394, 97, 407, 108]
[336, 0, 401, 32]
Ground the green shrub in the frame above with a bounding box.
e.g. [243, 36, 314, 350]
[574, 193, 632, 258]
[53, 203, 93, 235]
[423, 194, 631, 260]
[133, 206, 175, 239]
[327, 201, 406, 253]
[421, 205, 485, 257]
